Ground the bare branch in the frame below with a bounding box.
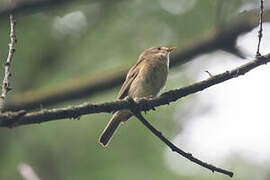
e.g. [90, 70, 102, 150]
[0, 14, 16, 112]
[132, 110, 233, 177]
[0, 53, 269, 127]
[0, 110, 26, 127]
[256, 0, 264, 56]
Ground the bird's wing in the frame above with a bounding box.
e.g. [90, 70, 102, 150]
[117, 57, 145, 99]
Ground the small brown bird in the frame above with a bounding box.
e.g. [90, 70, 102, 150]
[99, 46, 176, 147]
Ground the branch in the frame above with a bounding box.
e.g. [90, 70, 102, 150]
[7, 11, 270, 111]
[256, 0, 264, 56]
[0, 14, 16, 112]
[1, 53, 269, 127]
[132, 110, 233, 177]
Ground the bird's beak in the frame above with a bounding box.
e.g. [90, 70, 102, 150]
[166, 47, 176, 52]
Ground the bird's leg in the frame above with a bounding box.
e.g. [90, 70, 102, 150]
[140, 96, 156, 114]
[127, 96, 156, 115]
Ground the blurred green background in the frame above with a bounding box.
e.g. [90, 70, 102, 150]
[0, 0, 266, 179]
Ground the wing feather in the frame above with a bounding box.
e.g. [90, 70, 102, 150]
[117, 57, 145, 99]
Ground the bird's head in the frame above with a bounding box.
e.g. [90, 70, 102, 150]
[140, 46, 176, 60]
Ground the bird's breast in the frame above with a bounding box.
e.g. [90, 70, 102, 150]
[129, 59, 168, 98]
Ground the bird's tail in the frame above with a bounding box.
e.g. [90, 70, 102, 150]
[99, 111, 131, 147]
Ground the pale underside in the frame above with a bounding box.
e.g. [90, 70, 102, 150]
[118, 53, 169, 99]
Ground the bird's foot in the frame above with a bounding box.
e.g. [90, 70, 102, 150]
[139, 97, 156, 114]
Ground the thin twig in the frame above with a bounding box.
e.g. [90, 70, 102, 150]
[256, 0, 264, 56]
[132, 110, 233, 177]
[0, 53, 269, 127]
[204, 70, 213, 78]
[0, 14, 16, 112]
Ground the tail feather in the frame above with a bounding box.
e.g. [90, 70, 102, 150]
[99, 111, 132, 147]
[99, 114, 122, 147]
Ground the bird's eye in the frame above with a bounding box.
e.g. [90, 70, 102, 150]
[157, 47, 161, 50]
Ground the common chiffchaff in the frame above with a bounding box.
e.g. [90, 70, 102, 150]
[99, 46, 176, 146]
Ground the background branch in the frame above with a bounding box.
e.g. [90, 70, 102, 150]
[0, 14, 16, 112]
[0, 0, 120, 19]
[0, 0, 72, 18]
[6, 9, 270, 111]
[1, 53, 269, 127]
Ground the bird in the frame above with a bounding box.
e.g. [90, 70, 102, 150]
[99, 46, 176, 147]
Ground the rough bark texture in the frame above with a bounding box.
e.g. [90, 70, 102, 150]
[1, 53, 269, 127]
